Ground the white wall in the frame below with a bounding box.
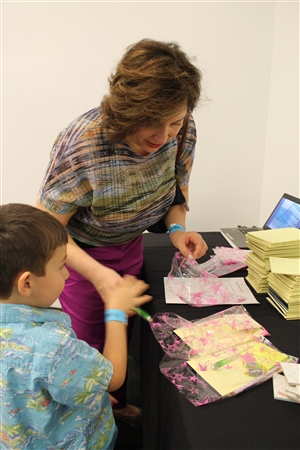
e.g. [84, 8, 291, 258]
[260, 1, 299, 224]
[2, 1, 299, 231]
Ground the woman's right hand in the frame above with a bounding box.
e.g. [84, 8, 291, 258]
[34, 201, 140, 303]
[104, 275, 152, 313]
[93, 265, 125, 301]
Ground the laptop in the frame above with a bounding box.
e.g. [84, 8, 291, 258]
[220, 193, 300, 248]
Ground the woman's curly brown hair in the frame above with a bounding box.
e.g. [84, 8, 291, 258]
[100, 39, 202, 141]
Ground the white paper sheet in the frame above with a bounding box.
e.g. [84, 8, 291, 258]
[273, 373, 300, 403]
[164, 277, 259, 305]
[280, 362, 300, 385]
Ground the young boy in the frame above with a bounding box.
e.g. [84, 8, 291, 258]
[0, 203, 152, 449]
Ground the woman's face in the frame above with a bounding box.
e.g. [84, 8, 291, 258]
[126, 106, 188, 156]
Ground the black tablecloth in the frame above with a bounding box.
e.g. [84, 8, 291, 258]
[139, 232, 300, 450]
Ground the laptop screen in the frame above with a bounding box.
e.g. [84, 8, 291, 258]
[264, 193, 300, 230]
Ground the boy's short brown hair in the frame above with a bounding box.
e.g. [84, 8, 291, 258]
[0, 203, 68, 299]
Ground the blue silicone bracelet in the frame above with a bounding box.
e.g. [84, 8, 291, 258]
[104, 309, 128, 325]
[169, 224, 185, 234]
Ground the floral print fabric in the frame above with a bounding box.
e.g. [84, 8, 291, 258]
[0, 304, 116, 449]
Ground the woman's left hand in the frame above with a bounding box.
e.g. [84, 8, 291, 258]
[169, 230, 208, 259]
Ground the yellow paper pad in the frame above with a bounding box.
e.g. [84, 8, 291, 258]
[269, 257, 300, 275]
[188, 342, 289, 397]
[174, 313, 266, 355]
[247, 227, 300, 244]
[174, 308, 291, 397]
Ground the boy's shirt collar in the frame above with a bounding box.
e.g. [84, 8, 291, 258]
[0, 303, 71, 327]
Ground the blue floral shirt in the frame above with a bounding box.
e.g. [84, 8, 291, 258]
[0, 304, 117, 449]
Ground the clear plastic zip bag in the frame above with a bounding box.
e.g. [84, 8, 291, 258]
[166, 252, 246, 306]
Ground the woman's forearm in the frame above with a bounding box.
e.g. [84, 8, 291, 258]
[35, 201, 122, 292]
[66, 234, 106, 283]
[66, 235, 123, 295]
[163, 204, 187, 230]
[163, 185, 189, 230]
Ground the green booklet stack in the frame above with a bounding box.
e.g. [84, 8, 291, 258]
[245, 228, 300, 294]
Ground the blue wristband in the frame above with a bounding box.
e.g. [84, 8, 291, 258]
[169, 224, 185, 234]
[104, 309, 128, 325]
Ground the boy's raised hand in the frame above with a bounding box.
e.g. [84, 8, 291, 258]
[104, 275, 152, 314]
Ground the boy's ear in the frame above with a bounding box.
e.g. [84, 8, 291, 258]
[16, 271, 33, 297]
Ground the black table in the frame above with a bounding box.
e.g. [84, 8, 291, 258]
[139, 232, 300, 450]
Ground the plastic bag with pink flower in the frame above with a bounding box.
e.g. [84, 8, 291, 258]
[166, 252, 246, 306]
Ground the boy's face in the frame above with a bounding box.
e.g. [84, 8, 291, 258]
[30, 245, 69, 308]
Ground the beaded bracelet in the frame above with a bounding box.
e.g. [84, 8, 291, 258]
[169, 223, 185, 234]
[104, 309, 128, 325]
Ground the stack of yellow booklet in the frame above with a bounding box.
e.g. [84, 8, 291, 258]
[245, 228, 300, 294]
[267, 257, 300, 320]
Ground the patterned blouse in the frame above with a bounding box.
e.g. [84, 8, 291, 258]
[0, 304, 116, 449]
[38, 107, 197, 246]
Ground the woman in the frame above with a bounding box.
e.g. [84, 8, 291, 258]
[36, 38, 208, 423]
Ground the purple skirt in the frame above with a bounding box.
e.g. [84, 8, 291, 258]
[59, 235, 144, 408]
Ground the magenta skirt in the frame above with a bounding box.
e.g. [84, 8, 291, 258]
[59, 235, 144, 408]
[59, 235, 144, 350]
